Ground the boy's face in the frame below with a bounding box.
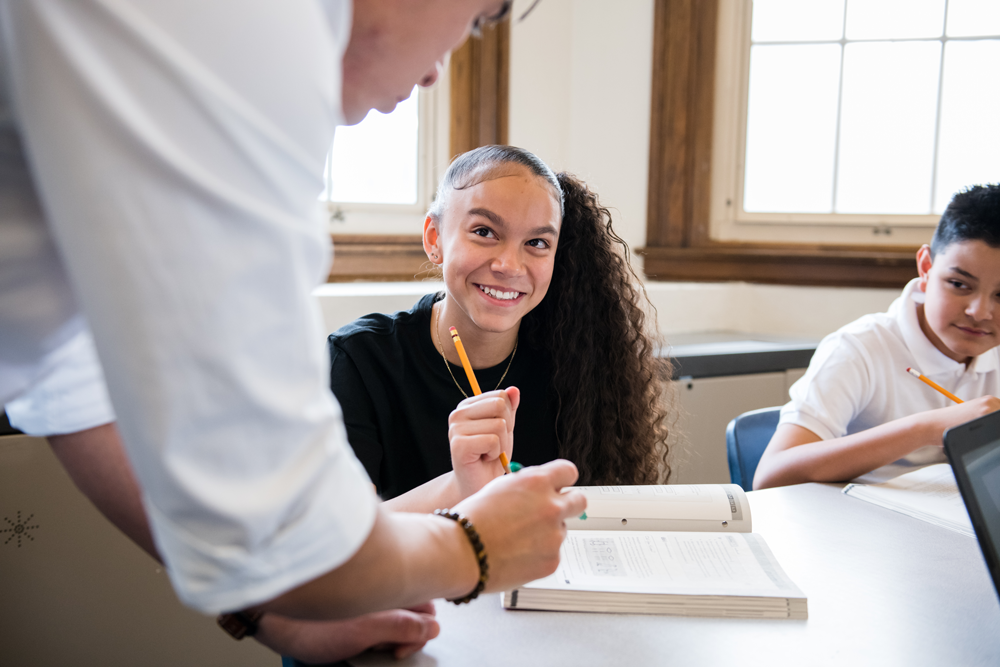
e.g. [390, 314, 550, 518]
[916, 240, 1000, 364]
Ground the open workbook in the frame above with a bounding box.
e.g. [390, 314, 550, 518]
[503, 484, 807, 619]
[843, 463, 974, 537]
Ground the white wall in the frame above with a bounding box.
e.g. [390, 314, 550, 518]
[509, 0, 654, 255]
[505, 0, 907, 338]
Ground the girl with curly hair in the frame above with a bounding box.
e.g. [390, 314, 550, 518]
[329, 145, 671, 510]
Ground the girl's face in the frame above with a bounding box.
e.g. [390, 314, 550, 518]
[425, 167, 562, 336]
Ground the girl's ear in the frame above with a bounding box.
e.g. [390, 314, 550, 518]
[916, 244, 933, 291]
[423, 215, 442, 264]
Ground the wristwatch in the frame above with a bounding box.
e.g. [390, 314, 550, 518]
[217, 610, 264, 640]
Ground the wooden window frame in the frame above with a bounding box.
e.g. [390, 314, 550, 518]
[328, 23, 509, 282]
[638, 0, 919, 288]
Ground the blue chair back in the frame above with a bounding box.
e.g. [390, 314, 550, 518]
[726, 406, 782, 491]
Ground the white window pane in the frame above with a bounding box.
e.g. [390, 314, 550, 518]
[327, 87, 419, 204]
[836, 41, 940, 214]
[743, 44, 841, 213]
[845, 0, 945, 40]
[946, 0, 1000, 37]
[934, 40, 1000, 212]
[751, 0, 845, 42]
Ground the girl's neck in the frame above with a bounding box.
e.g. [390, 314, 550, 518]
[433, 297, 519, 369]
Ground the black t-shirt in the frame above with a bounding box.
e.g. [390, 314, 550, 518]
[328, 293, 558, 499]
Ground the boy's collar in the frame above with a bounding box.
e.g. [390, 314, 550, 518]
[897, 278, 999, 377]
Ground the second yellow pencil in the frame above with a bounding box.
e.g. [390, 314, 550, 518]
[906, 367, 963, 404]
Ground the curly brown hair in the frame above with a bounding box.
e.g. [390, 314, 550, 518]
[520, 171, 672, 485]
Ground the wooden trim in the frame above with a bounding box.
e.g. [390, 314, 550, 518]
[642, 0, 919, 288]
[328, 234, 433, 282]
[449, 21, 510, 158]
[639, 245, 918, 287]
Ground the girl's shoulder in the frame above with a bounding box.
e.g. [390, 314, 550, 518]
[328, 292, 441, 353]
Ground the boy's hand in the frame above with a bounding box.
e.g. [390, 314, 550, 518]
[448, 387, 520, 500]
[930, 395, 1000, 442]
[454, 459, 586, 593]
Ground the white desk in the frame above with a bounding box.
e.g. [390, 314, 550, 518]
[352, 483, 1000, 667]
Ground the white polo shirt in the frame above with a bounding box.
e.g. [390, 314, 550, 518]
[780, 278, 1000, 465]
[5, 327, 114, 436]
[0, 0, 377, 614]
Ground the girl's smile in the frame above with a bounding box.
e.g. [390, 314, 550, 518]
[475, 284, 526, 304]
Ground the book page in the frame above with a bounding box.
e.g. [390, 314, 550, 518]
[843, 463, 973, 537]
[523, 530, 803, 599]
[565, 484, 751, 532]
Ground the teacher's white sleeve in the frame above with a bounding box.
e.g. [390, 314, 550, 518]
[5, 326, 115, 436]
[0, 0, 375, 613]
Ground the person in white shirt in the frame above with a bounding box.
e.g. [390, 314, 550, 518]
[0, 0, 585, 660]
[754, 184, 1000, 490]
[7, 334, 442, 661]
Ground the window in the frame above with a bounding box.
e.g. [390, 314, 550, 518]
[710, 0, 1000, 246]
[322, 82, 450, 236]
[327, 22, 509, 281]
[640, 0, 993, 287]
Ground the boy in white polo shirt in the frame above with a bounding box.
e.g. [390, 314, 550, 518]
[754, 184, 1000, 489]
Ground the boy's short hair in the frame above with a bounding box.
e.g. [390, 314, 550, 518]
[931, 184, 1000, 257]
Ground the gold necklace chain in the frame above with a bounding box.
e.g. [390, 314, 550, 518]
[432, 301, 517, 399]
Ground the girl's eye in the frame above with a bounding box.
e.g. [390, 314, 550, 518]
[473, 227, 496, 239]
[948, 279, 968, 290]
[527, 238, 550, 249]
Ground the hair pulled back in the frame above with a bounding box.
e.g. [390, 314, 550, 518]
[520, 172, 671, 485]
[428, 145, 563, 222]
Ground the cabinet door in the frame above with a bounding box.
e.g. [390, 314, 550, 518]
[0, 435, 276, 666]
[668, 372, 789, 484]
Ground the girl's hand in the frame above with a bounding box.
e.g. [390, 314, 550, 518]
[448, 386, 520, 500]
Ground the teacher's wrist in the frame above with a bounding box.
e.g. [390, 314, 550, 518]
[433, 509, 488, 604]
[427, 512, 481, 601]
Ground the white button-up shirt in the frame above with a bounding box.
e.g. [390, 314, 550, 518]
[0, 0, 376, 613]
[781, 278, 1000, 465]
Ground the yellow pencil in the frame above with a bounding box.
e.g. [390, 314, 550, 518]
[906, 367, 964, 404]
[449, 326, 513, 475]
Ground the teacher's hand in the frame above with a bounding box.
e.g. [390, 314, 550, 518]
[255, 603, 439, 663]
[454, 459, 586, 594]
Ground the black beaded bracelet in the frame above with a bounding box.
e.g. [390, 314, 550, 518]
[434, 508, 489, 604]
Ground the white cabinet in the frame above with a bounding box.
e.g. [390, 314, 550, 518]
[667, 368, 806, 484]
[0, 434, 277, 666]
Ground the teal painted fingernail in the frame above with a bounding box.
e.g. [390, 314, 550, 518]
[510, 461, 523, 472]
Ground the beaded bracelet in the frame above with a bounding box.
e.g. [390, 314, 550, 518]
[434, 508, 489, 604]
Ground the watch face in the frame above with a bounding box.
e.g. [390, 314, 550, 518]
[216, 611, 261, 640]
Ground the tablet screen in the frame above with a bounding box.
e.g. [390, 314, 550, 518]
[962, 440, 1000, 557]
[947, 416, 1000, 602]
